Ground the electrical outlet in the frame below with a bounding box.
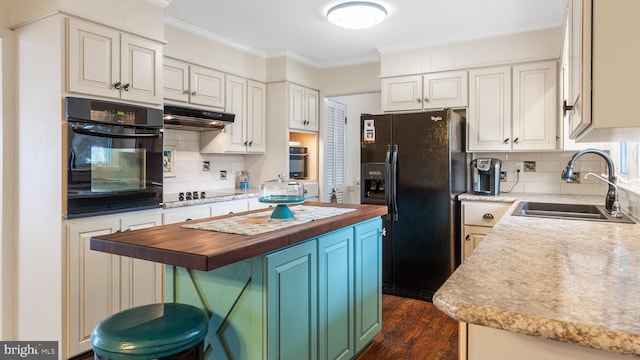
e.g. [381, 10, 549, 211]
[515, 162, 524, 172]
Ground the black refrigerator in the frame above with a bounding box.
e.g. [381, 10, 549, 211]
[360, 110, 468, 301]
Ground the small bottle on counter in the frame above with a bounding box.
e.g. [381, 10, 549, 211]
[239, 170, 249, 190]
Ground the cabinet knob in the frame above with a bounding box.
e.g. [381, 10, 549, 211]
[122, 83, 130, 92]
[416, 98, 422, 103]
[482, 213, 494, 220]
[465, 234, 471, 241]
[503, 138, 510, 144]
[183, 90, 190, 95]
[249, 141, 253, 146]
[244, 141, 248, 146]
[113, 81, 122, 90]
[424, 97, 430, 103]
[513, 137, 519, 144]
[191, 91, 197, 96]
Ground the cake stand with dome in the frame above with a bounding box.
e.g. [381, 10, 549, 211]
[258, 175, 305, 219]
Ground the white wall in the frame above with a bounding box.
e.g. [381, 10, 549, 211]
[380, 27, 563, 76]
[165, 24, 267, 82]
[328, 93, 381, 192]
[320, 62, 381, 96]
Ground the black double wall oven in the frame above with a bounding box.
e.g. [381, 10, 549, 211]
[65, 97, 163, 218]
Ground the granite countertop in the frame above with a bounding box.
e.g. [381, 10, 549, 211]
[434, 193, 640, 356]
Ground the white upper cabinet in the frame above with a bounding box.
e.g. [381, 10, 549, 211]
[163, 57, 189, 102]
[289, 83, 319, 132]
[200, 75, 266, 154]
[567, 0, 640, 142]
[189, 65, 225, 109]
[468, 66, 512, 151]
[423, 71, 468, 109]
[246, 80, 267, 152]
[511, 61, 557, 151]
[67, 18, 162, 105]
[468, 62, 557, 152]
[163, 58, 225, 109]
[381, 75, 423, 112]
[381, 71, 468, 112]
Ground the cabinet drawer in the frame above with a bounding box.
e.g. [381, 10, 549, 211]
[463, 202, 511, 226]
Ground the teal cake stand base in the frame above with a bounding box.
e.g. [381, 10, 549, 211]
[270, 204, 294, 219]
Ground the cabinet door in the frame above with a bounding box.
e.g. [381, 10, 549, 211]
[163, 58, 190, 102]
[247, 80, 266, 153]
[381, 75, 423, 112]
[423, 71, 468, 109]
[512, 62, 557, 151]
[224, 75, 249, 152]
[67, 218, 121, 357]
[304, 88, 320, 132]
[462, 226, 492, 261]
[289, 83, 306, 129]
[119, 34, 162, 104]
[266, 241, 318, 360]
[248, 198, 272, 210]
[468, 67, 512, 151]
[318, 228, 354, 360]
[120, 213, 164, 309]
[354, 218, 382, 352]
[568, 0, 588, 137]
[162, 205, 211, 225]
[67, 18, 120, 98]
[210, 200, 249, 216]
[189, 65, 225, 108]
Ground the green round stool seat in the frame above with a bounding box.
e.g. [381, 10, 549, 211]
[91, 303, 208, 360]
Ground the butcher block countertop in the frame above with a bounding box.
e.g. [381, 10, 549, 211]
[435, 193, 640, 356]
[90, 202, 387, 271]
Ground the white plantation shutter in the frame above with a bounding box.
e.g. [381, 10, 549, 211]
[324, 100, 346, 202]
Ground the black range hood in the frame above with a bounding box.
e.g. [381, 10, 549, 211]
[163, 105, 235, 131]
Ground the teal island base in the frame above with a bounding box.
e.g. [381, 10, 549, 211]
[165, 217, 383, 360]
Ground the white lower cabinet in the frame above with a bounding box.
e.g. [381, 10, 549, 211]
[461, 201, 511, 261]
[464, 323, 634, 360]
[65, 211, 163, 357]
[162, 204, 211, 225]
[210, 199, 249, 216]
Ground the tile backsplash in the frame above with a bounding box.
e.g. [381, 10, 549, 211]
[475, 152, 608, 196]
[478, 151, 640, 219]
[163, 129, 245, 194]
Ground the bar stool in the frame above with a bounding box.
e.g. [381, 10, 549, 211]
[91, 303, 208, 360]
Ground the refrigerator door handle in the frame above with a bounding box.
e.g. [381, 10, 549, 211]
[385, 145, 392, 220]
[391, 144, 399, 222]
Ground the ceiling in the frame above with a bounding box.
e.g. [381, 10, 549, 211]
[164, 0, 567, 69]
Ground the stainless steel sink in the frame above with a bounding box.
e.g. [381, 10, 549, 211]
[512, 201, 635, 224]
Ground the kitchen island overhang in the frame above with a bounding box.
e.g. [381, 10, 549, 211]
[90, 202, 387, 271]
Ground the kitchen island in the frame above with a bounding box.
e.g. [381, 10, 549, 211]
[435, 194, 640, 360]
[91, 202, 387, 360]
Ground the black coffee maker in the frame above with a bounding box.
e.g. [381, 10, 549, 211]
[470, 158, 501, 195]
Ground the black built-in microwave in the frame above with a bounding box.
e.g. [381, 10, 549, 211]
[65, 97, 163, 218]
[289, 146, 308, 179]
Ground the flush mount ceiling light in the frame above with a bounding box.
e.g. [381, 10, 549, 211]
[327, 1, 387, 30]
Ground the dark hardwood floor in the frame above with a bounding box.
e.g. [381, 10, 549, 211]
[75, 294, 458, 360]
[356, 294, 459, 360]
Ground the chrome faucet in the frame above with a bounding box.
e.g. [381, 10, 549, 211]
[561, 148, 617, 214]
